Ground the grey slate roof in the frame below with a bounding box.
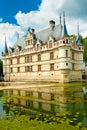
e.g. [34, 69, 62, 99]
[14, 36, 25, 49]
[36, 24, 62, 44]
[13, 24, 63, 50]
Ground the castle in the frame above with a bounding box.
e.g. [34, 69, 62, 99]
[2, 12, 84, 83]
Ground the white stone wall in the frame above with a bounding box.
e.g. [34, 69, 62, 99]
[2, 38, 84, 82]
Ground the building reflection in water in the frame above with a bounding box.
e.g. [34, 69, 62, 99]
[3, 86, 87, 115]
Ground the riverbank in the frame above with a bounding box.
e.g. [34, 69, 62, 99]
[0, 81, 56, 90]
[0, 81, 86, 90]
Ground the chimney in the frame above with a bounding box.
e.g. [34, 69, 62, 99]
[32, 28, 35, 34]
[49, 20, 55, 30]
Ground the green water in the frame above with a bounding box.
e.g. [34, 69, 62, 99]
[0, 82, 87, 127]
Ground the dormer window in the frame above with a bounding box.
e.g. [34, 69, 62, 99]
[28, 40, 30, 45]
[37, 44, 39, 48]
[25, 39, 33, 46]
[25, 28, 36, 47]
[49, 41, 52, 48]
[48, 35, 55, 48]
[15, 45, 21, 52]
[63, 40, 65, 44]
[36, 39, 42, 48]
[66, 39, 68, 43]
[48, 35, 55, 42]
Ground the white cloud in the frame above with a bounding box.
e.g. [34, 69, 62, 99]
[0, 22, 25, 56]
[15, 0, 87, 38]
[15, 0, 64, 30]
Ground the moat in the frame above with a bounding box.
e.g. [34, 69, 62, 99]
[0, 82, 87, 127]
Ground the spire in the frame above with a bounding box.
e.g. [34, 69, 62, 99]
[63, 11, 65, 24]
[60, 13, 61, 24]
[62, 11, 68, 38]
[76, 23, 82, 44]
[4, 35, 8, 54]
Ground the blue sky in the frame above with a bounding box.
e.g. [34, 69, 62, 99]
[0, 0, 87, 57]
[0, 0, 41, 24]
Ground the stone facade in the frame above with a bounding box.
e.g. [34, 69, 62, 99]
[2, 14, 84, 83]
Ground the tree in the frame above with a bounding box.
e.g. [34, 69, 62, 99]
[82, 37, 87, 64]
[0, 59, 3, 81]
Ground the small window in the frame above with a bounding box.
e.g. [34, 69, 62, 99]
[25, 66, 32, 72]
[25, 56, 30, 63]
[50, 64, 54, 71]
[50, 52, 54, 60]
[10, 68, 13, 73]
[66, 63, 68, 66]
[25, 56, 27, 63]
[17, 67, 20, 72]
[17, 57, 20, 64]
[25, 55, 32, 63]
[30, 66, 32, 72]
[65, 50, 68, 57]
[63, 40, 65, 43]
[38, 65, 41, 71]
[38, 54, 41, 61]
[72, 63, 75, 70]
[72, 52, 74, 60]
[29, 56, 32, 62]
[66, 39, 68, 43]
[10, 59, 12, 65]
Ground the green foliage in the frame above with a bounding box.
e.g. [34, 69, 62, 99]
[0, 114, 87, 130]
[69, 34, 87, 64]
[0, 59, 3, 75]
[0, 59, 3, 81]
[83, 37, 87, 64]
